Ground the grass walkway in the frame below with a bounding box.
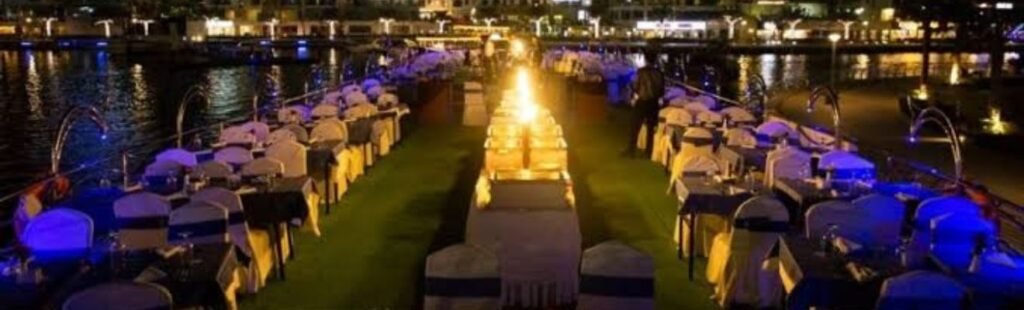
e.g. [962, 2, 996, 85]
[240, 110, 717, 309]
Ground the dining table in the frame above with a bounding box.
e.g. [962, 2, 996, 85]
[674, 176, 759, 280]
[779, 234, 904, 310]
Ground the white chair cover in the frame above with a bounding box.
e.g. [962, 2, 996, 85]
[144, 159, 184, 178]
[344, 102, 378, 120]
[240, 157, 285, 177]
[340, 84, 362, 98]
[852, 194, 905, 248]
[241, 121, 271, 143]
[696, 110, 724, 127]
[721, 107, 757, 124]
[675, 154, 727, 258]
[193, 160, 233, 179]
[169, 200, 229, 245]
[113, 192, 171, 250]
[682, 101, 711, 115]
[905, 196, 981, 268]
[577, 241, 654, 310]
[62, 282, 173, 310]
[663, 86, 686, 102]
[219, 126, 256, 146]
[191, 188, 275, 293]
[819, 150, 875, 179]
[311, 121, 347, 142]
[876, 271, 966, 310]
[424, 244, 501, 310]
[756, 121, 797, 147]
[277, 105, 311, 124]
[21, 209, 93, 262]
[709, 196, 788, 308]
[663, 107, 694, 127]
[377, 93, 399, 108]
[321, 91, 343, 106]
[765, 147, 811, 189]
[362, 78, 381, 91]
[214, 147, 254, 166]
[651, 107, 693, 166]
[724, 127, 757, 148]
[266, 139, 308, 178]
[155, 148, 197, 168]
[282, 124, 310, 143]
[344, 92, 370, 107]
[930, 213, 996, 273]
[311, 104, 340, 119]
[804, 200, 863, 242]
[669, 128, 716, 184]
[268, 128, 298, 145]
[365, 86, 383, 99]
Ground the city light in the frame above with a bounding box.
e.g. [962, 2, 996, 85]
[379, 18, 395, 35]
[984, 108, 1009, 135]
[828, 33, 842, 43]
[95, 19, 114, 38]
[132, 19, 155, 37]
[510, 39, 526, 58]
[43, 17, 57, 37]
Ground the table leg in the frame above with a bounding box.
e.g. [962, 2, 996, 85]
[688, 209, 697, 281]
[288, 225, 296, 260]
[677, 215, 683, 260]
[324, 162, 332, 215]
[273, 224, 286, 280]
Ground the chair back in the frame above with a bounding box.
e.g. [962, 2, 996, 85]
[268, 128, 298, 145]
[679, 127, 715, 157]
[193, 160, 233, 179]
[240, 157, 285, 177]
[344, 103, 378, 120]
[724, 127, 757, 148]
[266, 140, 308, 177]
[113, 192, 171, 250]
[721, 196, 789, 306]
[277, 105, 311, 124]
[804, 200, 861, 242]
[362, 78, 381, 91]
[312, 104, 340, 119]
[192, 188, 251, 256]
[344, 92, 370, 107]
[311, 121, 347, 142]
[377, 93, 399, 108]
[852, 194, 905, 248]
[21, 209, 93, 263]
[365, 86, 383, 100]
[241, 121, 271, 142]
[756, 121, 797, 146]
[341, 84, 362, 98]
[282, 124, 310, 143]
[930, 213, 996, 273]
[577, 241, 654, 310]
[819, 150, 875, 180]
[219, 126, 256, 146]
[876, 271, 966, 310]
[155, 148, 197, 168]
[721, 107, 757, 124]
[169, 200, 229, 245]
[681, 154, 721, 175]
[62, 282, 173, 310]
[424, 244, 501, 310]
[214, 147, 254, 166]
[696, 110, 723, 127]
[765, 147, 810, 188]
[905, 196, 981, 267]
[661, 107, 694, 127]
[144, 159, 183, 178]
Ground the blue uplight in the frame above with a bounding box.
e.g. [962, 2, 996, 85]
[20, 41, 33, 47]
[96, 41, 108, 47]
[259, 40, 271, 46]
[100, 134, 108, 140]
[297, 40, 308, 46]
[907, 136, 918, 144]
[59, 41, 71, 47]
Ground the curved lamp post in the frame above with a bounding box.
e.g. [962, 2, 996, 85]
[326, 20, 338, 39]
[483, 18, 497, 31]
[43, 17, 57, 37]
[806, 86, 842, 150]
[51, 106, 109, 175]
[531, 17, 546, 37]
[908, 107, 964, 182]
[133, 18, 155, 37]
[379, 18, 395, 35]
[589, 17, 601, 39]
[175, 85, 208, 147]
[95, 19, 114, 38]
[724, 15, 742, 40]
[437, 19, 450, 34]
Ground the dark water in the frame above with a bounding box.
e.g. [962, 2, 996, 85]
[0, 49, 352, 198]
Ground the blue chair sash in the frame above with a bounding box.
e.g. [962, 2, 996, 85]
[734, 217, 789, 233]
[680, 136, 715, 147]
[423, 277, 501, 298]
[168, 219, 228, 241]
[117, 216, 169, 230]
[580, 274, 654, 298]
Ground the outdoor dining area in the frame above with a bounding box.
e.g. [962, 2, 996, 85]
[653, 81, 1024, 309]
[0, 77, 410, 309]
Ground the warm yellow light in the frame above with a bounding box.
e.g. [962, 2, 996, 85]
[984, 108, 1008, 135]
[828, 33, 842, 43]
[510, 39, 526, 58]
[914, 84, 929, 100]
[949, 62, 961, 85]
[514, 67, 537, 124]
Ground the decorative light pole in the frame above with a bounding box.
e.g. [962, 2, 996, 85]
[43, 17, 57, 37]
[828, 33, 841, 89]
[840, 20, 855, 40]
[264, 18, 279, 39]
[132, 18, 155, 37]
[436, 19, 449, 34]
[95, 19, 114, 38]
[908, 107, 964, 183]
[326, 20, 338, 39]
[806, 86, 842, 150]
[784, 18, 802, 40]
[379, 18, 395, 35]
[51, 106, 109, 175]
[589, 17, 601, 39]
[724, 15, 742, 40]
[176, 85, 207, 147]
[483, 17, 497, 31]
[531, 17, 545, 37]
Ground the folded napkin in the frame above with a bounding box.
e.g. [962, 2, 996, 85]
[833, 236, 863, 255]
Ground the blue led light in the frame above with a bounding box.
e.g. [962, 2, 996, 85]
[96, 41, 108, 47]
[20, 41, 33, 47]
[259, 40, 271, 46]
[297, 40, 308, 46]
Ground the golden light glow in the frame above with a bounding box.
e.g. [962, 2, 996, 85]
[983, 108, 1008, 135]
[510, 39, 526, 58]
[914, 84, 929, 100]
[949, 62, 961, 85]
[515, 67, 537, 124]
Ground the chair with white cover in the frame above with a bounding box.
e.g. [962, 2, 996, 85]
[756, 121, 797, 148]
[265, 140, 307, 178]
[669, 127, 716, 183]
[904, 196, 981, 268]
[804, 200, 864, 245]
[282, 124, 310, 143]
[724, 127, 757, 148]
[214, 147, 254, 168]
[155, 148, 198, 168]
[362, 78, 381, 91]
[240, 157, 285, 177]
[764, 147, 811, 189]
[62, 282, 173, 310]
[852, 194, 905, 249]
[651, 107, 693, 166]
[876, 271, 966, 310]
[113, 192, 171, 250]
[696, 110, 724, 128]
[219, 126, 256, 146]
[21, 209, 93, 263]
[721, 107, 757, 125]
[192, 187, 275, 293]
[311, 121, 347, 142]
[708, 196, 789, 308]
[267, 128, 297, 146]
[377, 93, 399, 110]
[193, 160, 234, 180]
[277, 105, 310, 124]
[311, 104, 340, 120]
[241, 121, 271, 143]
[819, 150, 875, 181]
[310, 121, 351, 200]
[929, 213, 996, 274]
[365, 86, 383, 100]
[423, 244, 501, 310]
[675, 155, 725, 258]
[344, 92, 370, 108]
[169, 200, 229, 245]
[577, 241, 654, 310]
[340, 84, 362, 98]
[143, 159, 185, 194]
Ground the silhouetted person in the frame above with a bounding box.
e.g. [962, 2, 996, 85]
[626, 51, 665, 157]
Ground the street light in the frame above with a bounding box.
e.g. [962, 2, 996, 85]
[43, 17, 57, 37]
[828, 33, 842, 88]
[784, 18, 802, 40]
[264, 18, 279, 39]
[589, 17, 601, 39]
[95, 19, 114, 38]
[132, 18, 155, 37]
[840, 20, 855, 40]
[436, 19, 449, 34]
[724, 15, 742, 40]
[326, 20, 338, 39]
[531, 17, 546, 37]
[483, 18, 497, 30]
[379, 18, 395, 35]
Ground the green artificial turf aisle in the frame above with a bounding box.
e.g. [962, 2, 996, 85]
[565, 109, 717, 310]
[240, 124, 485, 309]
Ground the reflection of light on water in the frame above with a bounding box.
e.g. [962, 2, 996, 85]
[914, 84, 929, 100]
[24, 52, 42, 119]
[329, 48, 337, 65]
[737, 56, 750, 88]
[758, 54, 776, 88]
[130, 64, 148, 107]
[983, 108, 1009, 135]
[949, 61, 961, 85]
